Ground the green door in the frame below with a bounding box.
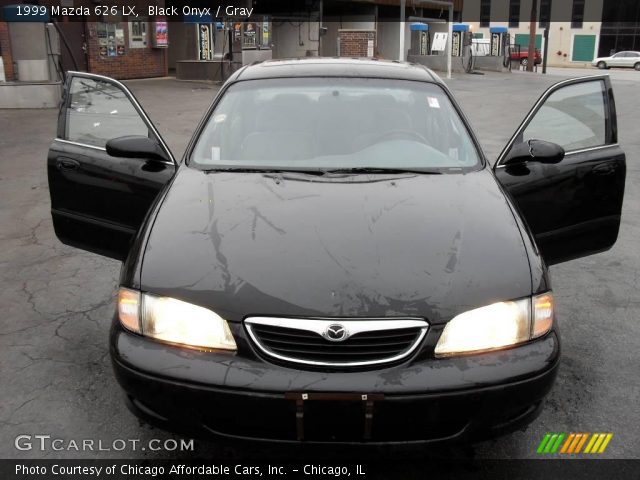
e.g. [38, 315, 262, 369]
[572, 35, 596, 62]
[514, 33, 542, 50]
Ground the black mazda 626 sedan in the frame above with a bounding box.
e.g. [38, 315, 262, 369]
[48, 59, 626, 444]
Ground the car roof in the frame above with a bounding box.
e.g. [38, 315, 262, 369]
[230, 57, 442, 84]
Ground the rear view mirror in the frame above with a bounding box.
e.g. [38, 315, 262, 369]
[106, 136, 169, 163]
[503, 139, 565, 166]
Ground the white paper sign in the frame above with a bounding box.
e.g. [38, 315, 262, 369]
[431, 32, 448, 52]
[367, 39, 374, 57]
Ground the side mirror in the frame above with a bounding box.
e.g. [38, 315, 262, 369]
[503, 139, 565, 166]
[106, 135, 169, 163]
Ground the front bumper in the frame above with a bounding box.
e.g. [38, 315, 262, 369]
[110, 320, 560, 444]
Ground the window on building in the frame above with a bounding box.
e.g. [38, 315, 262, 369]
[97, 23, 125, 57]
[480, 0, 491, 28]
[128, 21, 147, 48]
[571, 0, 585, 29]
[509, 0, 521, 28]
[539, 0, 552, 29]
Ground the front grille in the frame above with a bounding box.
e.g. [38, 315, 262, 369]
[245, 317, 428, 368]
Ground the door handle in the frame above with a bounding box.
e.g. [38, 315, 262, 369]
[592, 163, 616, 176]
[56, 158, 80, 171]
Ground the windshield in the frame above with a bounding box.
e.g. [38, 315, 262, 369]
[190, 78, 481, 172]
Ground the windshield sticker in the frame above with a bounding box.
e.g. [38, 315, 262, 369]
[427, 97, 440, 108]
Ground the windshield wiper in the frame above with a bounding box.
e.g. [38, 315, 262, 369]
[202, 167, 326, 176]
[321, 167, 442, 175]
[201, 166, 445, 176]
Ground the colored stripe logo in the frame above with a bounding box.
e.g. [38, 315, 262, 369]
[537, 433, 613, 454]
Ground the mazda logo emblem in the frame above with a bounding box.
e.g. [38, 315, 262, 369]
[325, 324, 348, 342]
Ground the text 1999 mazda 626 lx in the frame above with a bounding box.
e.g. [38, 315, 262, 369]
[47, 59, 626, 444]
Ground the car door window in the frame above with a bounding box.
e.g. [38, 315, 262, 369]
[494, 75, 624, 265]
[65, 76, 149, 148]
[520, 80, 606, 152]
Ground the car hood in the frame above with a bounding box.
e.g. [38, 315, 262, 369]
[141, 168, 532, 324]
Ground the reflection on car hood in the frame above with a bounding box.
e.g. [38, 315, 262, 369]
[141, 168, 532, 324]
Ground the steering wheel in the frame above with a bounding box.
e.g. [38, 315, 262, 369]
[370, 130, 429, 145]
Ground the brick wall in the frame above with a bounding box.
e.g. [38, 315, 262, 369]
[86, 22, 167, 80]
[338, 30, 376, 58]
[0, 21, 15, 81]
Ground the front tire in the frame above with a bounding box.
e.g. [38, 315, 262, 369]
[634, 62, 640, 71]
[597, 61, 607, 69]
[520, 58, 528, 67]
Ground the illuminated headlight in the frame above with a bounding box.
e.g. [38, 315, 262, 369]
[434, 293, 554, 357]
[117, 287, 237, 351]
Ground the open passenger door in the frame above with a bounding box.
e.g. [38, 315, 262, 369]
[494, 75, 626, 265]
[47, 72, 176, 261]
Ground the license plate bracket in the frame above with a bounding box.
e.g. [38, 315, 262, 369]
[284, 392, 385, 441]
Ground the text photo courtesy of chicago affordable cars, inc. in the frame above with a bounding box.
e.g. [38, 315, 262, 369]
[1, 1, 639, 479]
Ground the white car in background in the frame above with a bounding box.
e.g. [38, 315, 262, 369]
[592, 51, 640, 70]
